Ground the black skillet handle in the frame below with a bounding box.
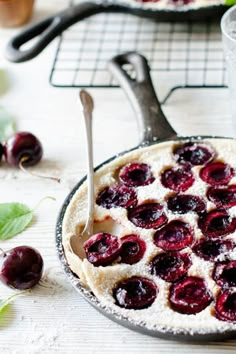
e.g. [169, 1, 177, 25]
[108, 52, 177, 145]
[5, 2, 128, 63]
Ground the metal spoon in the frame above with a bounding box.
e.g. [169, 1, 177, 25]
[70, 89, 94, 259]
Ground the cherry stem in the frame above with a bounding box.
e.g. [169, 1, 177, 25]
[32, 196, 56, 212]
[0, 248, 7, 257]
[19, 157, 60, 183]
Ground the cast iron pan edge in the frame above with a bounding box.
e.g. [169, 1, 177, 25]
[56, 52, 236, 341]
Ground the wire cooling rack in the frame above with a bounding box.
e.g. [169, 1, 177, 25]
[49, 2, 226, 102]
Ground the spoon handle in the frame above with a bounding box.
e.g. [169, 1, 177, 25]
[79, 90, 94, 236]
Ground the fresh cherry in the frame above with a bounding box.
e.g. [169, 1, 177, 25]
[215, 289, 236, 323]
[198, 209, 236, 239]
[161, 166, 194, 192]
[4, 132, 43, 167]
[193, 239, 235, 262]
[169, 276, 212, 314]
[150, 252, 191, 282]
[84, 233, 121, 266]
[173, 142, 214, 166]
[120, 234, 146, 264]
[0, 246, 43, 290]
[213, 261, 236, 288]
[113, 276, 157, 310]
[167, 194, 206, 214]
[127, 203, 167, 229]
[207, 185, 236, 209]
[96, 185, 137, 209]
[200, 162, 234, 186]
[154, 220, 194, 251]
[119, 162, 155, 187]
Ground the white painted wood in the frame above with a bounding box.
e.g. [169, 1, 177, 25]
[0, 1, 235, 353]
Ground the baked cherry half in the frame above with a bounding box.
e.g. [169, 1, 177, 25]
[128, 203, 167, 229]
[161, 166, 194, 192]
[169, 276, 212, 315]
[113, 276, 157, 310]
[198, 209, 236, 239]
[213, 261, 236, 288]
[84, 233, 121, 266]
[200, 162, 234, 186]
[173, 142, 214, 166]
[154, 220, 194, 251]
[207, 185, 236, 209]
[167, 194, 206, 214]
[193, 239, 235, 262]
[150, 252, 191, 282]
[215, 289, 236, 323]
[119, 162, 154, 187]
[120, 234, 146, 264]
[96, 185, 137, 209]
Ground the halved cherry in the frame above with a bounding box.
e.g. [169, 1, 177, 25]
[119, 162, 154, 187]
[161, 166, 194, 192]
[198, 209, 236, 239]
[113, 276, 157, 310]
[213, 261, 236, 288]
[128, 203, 167, 229]
[84, 233, 121, 266]
[154, 220, 194, 251]
[169, 276, 212, 314]
[207, 185, 236, 209]
[200, 162, 234, 186]
[215, 289, 236, 323]
[193, 239, 235, 262]
[96, 185, 137, 209]
[174, 142, 214, 166]
[150, 252, 191, 282]
[120, 234, 146, 264]
[167, 194, 206, 214]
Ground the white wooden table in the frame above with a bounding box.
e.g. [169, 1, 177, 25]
[0, 1, 236, 353]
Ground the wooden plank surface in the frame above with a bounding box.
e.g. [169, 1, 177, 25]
[0, 1, 236, 353]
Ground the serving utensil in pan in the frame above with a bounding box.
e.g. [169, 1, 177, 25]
[56, 51, 236, 340]
[6, 0, 229, 63]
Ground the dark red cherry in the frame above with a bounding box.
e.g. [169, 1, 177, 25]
[0, 246, 43, 290]
[154, 220, 194, 251]
[4, 132, 43, 167]
[84, 233, 121, 266]
[161, 166, 194, 192]
[213, 261, 236, 288]
[96, 185, 137, 209]
[174, 142, 214, 166]
[150, 252, 191, 282]
[200, 162, 234, 186]
[169, 276, 212, 314]
[167, 194, 206, 214]
[198, 209, 236, 239]
[0, 142, 4, 162]
[207, 185, 236, 209]
[215, 290, 236, 323]
[120, 234, 146, 264]
[119, 162, 154, 187]
[113, 276, 157, 310]
[128, 203, 167, 229]
[193, 239, 235, 262]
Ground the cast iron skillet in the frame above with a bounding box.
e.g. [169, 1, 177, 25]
[6, 0, 227, 63]
[56, 51, 236, 341]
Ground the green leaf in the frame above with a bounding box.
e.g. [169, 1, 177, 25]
[0, 106, 16, 141]
[0, 203, 33, 240]
[0, 291, 29, 319]
[225, 0, 236, 5]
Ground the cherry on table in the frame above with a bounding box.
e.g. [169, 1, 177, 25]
[4, 131, 43, 167]
[173, 142, 214, 166]
[161, 166, 194, 192]
[0, 246, 43, 290]
[96, 184, 137, 209]
[127, 202, 167, 229]
[215, 289, 236, 323]
[169, 276, 212, 315]
[150, 251, 191, 282]
[120, 234, 146, 264]
[113, 276, 157, 310]
[119, 162, 155, 187]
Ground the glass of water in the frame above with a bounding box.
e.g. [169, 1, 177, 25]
[221, 6, 236, 125]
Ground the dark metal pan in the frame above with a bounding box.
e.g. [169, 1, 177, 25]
[6, 1, 227, 63]
[56, 51, 236, 341]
